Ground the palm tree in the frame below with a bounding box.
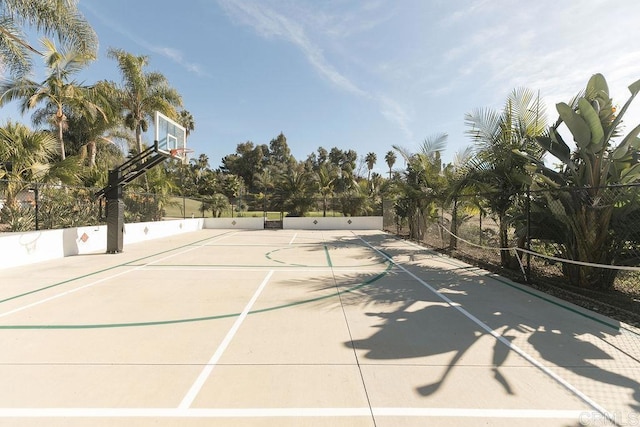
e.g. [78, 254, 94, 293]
[385, 150, 396, 179]
[177, 109, 195, 138]
[0, 0, 97, 77]
[144, 165, 179, 221]
[107, 48, 183, 155]
[62, 80, 127, 168]
[314, 163, 337, 216]
[0, 121, 57, 209]
[0, 38, 104, 160]
[276, 163, 315, 216]
[253, 166, 276, 215]
[392, 133, 448, 240]
[365, 152, 377, 182]
[461, 88, 546, 266]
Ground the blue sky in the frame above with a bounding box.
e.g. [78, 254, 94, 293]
[2, 0, 640, 175]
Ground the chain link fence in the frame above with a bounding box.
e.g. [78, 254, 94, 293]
[1, 179, 385, 232]
[386, 184, 640, 298]
[174, 193, 384, 219]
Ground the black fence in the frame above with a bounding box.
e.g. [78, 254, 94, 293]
[389, 184, 640, 291]
[0, 179, 385, 232]
[180, 192, 384, 220]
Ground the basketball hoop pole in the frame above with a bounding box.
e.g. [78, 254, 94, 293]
[105, 168, 124, 253]
[96, 141, 169, 254]
[96, 111, 188, 254]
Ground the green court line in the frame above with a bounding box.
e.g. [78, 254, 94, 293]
[487, 274, 623, 331]
[0, 232, 233, 305]
[264, 245, 386, 268]
[127, 265, 379, 270]
[125, 264, 320, 268]
[324, 245, 333, 267]
[0, 262, 394, 330]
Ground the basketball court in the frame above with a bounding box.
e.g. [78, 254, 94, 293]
[0, 229, 638, 426]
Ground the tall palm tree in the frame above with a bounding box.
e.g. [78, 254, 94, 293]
[107, 48, 183, 155]
[365, 152, 377, 182]
[177, 109, 195, 138]
[0, 0, 97, 77]
[0, 38, 103, 160]
[384, 150, 396, 179]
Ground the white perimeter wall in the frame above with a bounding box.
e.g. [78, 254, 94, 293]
[0, 216, 382, 269]
[0, 218, 204, 270]
[204, 217, 264, 229]
[284, 216, 383, 230]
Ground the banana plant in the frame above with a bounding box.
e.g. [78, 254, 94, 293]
[520, 74, 640, 289]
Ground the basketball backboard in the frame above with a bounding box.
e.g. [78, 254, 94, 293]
[154, 111, 189, 163]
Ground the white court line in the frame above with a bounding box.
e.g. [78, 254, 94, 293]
[0, 233, 233, 319]
[356, 235, 616, 424]
[178, 270, 274, 409]
[289, 232, 298, 245]
[0, 407, 586, 419]
[200, 243, 285, 247]
[140, 267, 379, 272]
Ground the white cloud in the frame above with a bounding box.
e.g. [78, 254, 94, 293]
[378, 95, 414, 141]
[218, 0, 415, 141]
[215, 0, 640, 158]
[217, 0, 364, 96]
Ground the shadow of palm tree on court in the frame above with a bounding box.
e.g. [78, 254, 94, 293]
[284, 233, 640, 416]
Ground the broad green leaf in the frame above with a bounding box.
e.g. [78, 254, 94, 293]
[550, 128, 571, 158]
[628, 78, 640, 96]
[577, 98, 604, 147]
[612, 123, 640, 160]
[620, 162, 640, 184]
[586, 73, 609, 99]
[557, 102, 591, 149]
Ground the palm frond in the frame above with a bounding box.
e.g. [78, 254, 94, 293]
[419, 132, 448, 158]
[452, 145, 474, 167]
[465, 107, 501, 146]
[392, 144, 413, 163]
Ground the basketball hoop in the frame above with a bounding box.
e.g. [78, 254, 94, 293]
[169, 147, 194, 162]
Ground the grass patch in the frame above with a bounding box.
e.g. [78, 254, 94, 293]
[165, 197, 348, 220]
[164, 197, 204, 218]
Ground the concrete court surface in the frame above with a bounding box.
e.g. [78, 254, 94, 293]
[0, 228, 638, 427]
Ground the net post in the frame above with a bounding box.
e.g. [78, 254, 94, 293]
[449, 196, 458, 250]
[526, 186, 531, 282]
